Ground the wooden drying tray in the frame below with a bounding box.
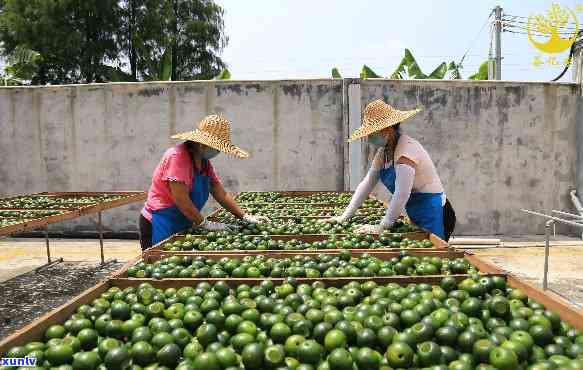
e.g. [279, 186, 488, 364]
[0, 268, 508, 355]
[0, 191, 146, 216]
[144, 229, 441, 254]
[7, 255, 583, 355]
[113, 249, 468, 278]
[0, 191, 147, 267]
[0, 209, 80, 237]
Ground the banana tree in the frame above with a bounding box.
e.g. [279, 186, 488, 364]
[1, 46, 43, 85]
[214, 69, 231, 80]
[468, 61, 489, 80]
[390, 49, 461, 79]
[331, 49, 489, 80]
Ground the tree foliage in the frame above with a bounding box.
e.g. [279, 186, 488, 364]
[0, 0, 228, 84]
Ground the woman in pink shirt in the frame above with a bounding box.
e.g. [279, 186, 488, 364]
[140, 114, 268, 250]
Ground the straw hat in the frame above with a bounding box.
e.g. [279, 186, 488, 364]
[348, 99, 421, 142]
[172, 114, 249, 159]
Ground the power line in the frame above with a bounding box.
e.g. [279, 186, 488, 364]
[503, 22, 580, 36]
[502, 17, 579, 31]
[458, 10, 494, 68]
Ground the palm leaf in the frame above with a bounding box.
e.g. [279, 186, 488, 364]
[159, 49, 172, 81]
[390, 49, 427, 79]
[331, 67, 342, 78]
[468, 60, 489, 80]
[215, 69, 231, 80]
[427, 62, 448, 79]
[360, 65, 381, 79]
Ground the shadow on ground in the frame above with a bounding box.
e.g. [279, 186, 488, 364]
[0, 262, 123, 338]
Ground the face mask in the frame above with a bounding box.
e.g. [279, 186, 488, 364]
[202, 148, 220, 159]
[368, 133, 387, 147]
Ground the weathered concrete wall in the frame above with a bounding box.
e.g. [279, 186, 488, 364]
[360, 80, 580, 235]
[0, 80, 344, 233]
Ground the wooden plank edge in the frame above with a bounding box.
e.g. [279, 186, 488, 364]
[465, 254, 583, 330]
[0, 281, 111, 355]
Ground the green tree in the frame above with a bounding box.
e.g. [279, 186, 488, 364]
[0, 0, 228, 84]
[164, 0, 228, 80]
[0, 0, 120, 84]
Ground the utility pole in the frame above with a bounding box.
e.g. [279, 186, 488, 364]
[494, 6, 503, 80]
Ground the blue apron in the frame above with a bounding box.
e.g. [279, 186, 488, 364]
[151, 164, 210, 244]
[379, 164, 445, 240]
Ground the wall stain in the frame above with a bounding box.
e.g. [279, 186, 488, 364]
[168, 86, 176, 145]
[504, 176, 512, 186]
[69, 88, 79, 190]
[217, 84, 242, 97]
[281, 84, 302, 98]
[506, 86, 525, 106]
[137, 87, 166, 97]
[272, 86, 280, 189]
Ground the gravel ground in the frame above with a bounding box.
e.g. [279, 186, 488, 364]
[0, 261, 123, 338]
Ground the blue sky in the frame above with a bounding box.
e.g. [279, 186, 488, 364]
[215, 0, 583, 82]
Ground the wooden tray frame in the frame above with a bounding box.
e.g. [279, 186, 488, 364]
[0, 191, 146, 236]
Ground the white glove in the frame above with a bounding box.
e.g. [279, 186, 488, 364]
[354, 224, 385, 234]
[318, 216, 346, 224]
[198, 218, 236, 231]
[243, 214, 271, 224]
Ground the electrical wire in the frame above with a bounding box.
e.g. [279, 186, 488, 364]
[457, 10, 494, 68]
[552, 30, 583, 81]
[503, 22, 579, 36]
[502, 17, 579, 31]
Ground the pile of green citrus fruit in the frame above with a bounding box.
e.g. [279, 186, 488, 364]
[162, 234, 308, 252]
[236, 192, 358, 205]
[127, 251, 475, 279]
[187, 219, 417, 237]
[161, 232, 431, 252]
[5, 278, 583, 369]
[0, 194, 125, 210]
[0, 209, 67, 227]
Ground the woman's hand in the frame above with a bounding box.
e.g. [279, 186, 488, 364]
[354, 224, 385, 234]
[318, 216, 346, 224]
[198, 218, 238, 232]
[243, 214, 271, 224]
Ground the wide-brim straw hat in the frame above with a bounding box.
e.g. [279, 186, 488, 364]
[348, 99, 421, 142]
[171, 114, 249, 159]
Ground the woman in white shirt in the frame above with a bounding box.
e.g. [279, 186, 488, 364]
[327, 99, 456, 240]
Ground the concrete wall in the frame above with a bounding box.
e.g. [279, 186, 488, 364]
[0, 80, 344, 233]
[0, 79, 581, 235]
[360, 80, 581, 235]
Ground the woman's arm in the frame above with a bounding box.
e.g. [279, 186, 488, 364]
[210, 181, 245, 219]
[340, 166, 381, 220]
[169, 181, 205, 225]
[355, 156, 416, 234]
[380, 159, 416, 228]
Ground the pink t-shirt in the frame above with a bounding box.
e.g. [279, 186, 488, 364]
[141, 143, 221, 221]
